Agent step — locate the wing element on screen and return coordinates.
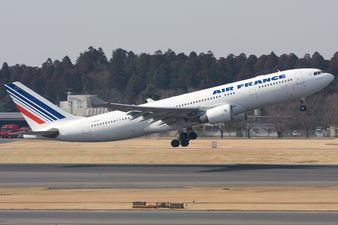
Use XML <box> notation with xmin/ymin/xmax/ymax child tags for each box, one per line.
<box><xmin>100</xmin><ymin>102</ymin><xmax>204</xmax><ymax>124</ymax></box>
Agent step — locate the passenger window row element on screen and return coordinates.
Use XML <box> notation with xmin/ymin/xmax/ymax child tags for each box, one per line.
<box><xmin>258</xmin><ymin>78</ymin><xmax>292</xmax><ymax>88</ymax></box>
<box><xmin>91</xmin><ymin>116</ymin><xmax>132</xmax><ymax>127</ymax></box>
<box><xmin>175</xmin><ymin>93</ymin><xmax>236</xmax><ymax>108</ymax></box>
<box><xmin>224</xmin><ymin>92</ymin><xmax>235</xmax><ymax>97</ymax></box>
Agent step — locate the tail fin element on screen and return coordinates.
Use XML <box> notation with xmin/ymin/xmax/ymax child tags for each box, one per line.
<box><xmin>4</xmin><ymin>82</ymin><xmax>78</xmax><ymax>131</ymax></box>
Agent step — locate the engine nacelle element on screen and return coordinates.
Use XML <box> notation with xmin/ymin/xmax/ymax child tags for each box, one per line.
<box><xmin>199</xmin><ymin>104</ymin><xmax>247</xmax><ymax>124</ymax></box>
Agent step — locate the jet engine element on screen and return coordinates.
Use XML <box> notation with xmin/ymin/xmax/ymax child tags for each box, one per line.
<box><xmin>199</xmin><ymin>104</ymin><xmax>247</xmax><ymax>124</ymax></box>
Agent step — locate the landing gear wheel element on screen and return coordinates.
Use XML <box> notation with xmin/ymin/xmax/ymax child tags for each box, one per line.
<box><xmin>179</xmin><ymin>132</ymin><xmax>189</xmax><ymax>140</ymax></box>
<box><xmin>300</xmin><ymin>105</ymin><xmax>307</xmax><ymax>112</ymax></box>
<box><xmin>171</xmin><ymin>139</ymin><xmax>180</xmax><ymax>148</ymax></box>
<box><xmin>189</xmin><ymin>131</ymin><xmax>197</xmax><ymax>140</ymax></box>
<box><xmin>180</xmin><ymin>139</ymin><xmax>189</xmax><ymax>147</ymax></box>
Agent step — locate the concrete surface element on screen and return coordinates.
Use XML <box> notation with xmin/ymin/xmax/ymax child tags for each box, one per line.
<box><xmin>0</xmin><ymin>164</ymin><xmax>337</xmax><ymax>188</ymax></box>
<box><xmin>1</xmin><ymin>210</ymin><xmax>338</xmax><ymax>225</ymax></box>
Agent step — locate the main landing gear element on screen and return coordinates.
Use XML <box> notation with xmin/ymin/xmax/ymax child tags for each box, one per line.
<box><xmin>299</xmin><ymin>98</ymin><xmax>307</xmax><ymax>112</ymax></box>
<box><xmin>171</xmin><ymin>130</ymin><xmax>198</xmax><ymax>148</ymax></box>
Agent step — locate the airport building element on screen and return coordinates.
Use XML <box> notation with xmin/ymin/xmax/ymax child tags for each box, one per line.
<box><xmin>58</xmin><ymin>92</ymin><xmax>108</xmax><ymax>117</ymax></box>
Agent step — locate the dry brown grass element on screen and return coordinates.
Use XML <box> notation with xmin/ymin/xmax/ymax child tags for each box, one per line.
<box><xmin>1</xmin><ymin>186</ymin><xmax>338</xmax><ymax>210</ymax></box>
<box><xmin>0</xmin><ymin>138</ymin><xmax>338</xmax><ymax>164</ymax></box>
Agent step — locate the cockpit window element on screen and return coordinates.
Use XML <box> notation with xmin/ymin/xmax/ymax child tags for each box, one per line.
<box><xmin>314</xmin><ymin>71</ymin><xmax>322</xmax><ymax>75</ymax></box>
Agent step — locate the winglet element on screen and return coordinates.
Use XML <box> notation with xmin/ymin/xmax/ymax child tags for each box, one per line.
<box><xmin>146</xmin><ymin>98</ymin><xmax>155</xmax><ymax>103</ymax></box>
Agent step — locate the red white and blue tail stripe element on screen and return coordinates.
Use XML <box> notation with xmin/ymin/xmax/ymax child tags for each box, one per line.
<box><xmin>4</xmin><ymin>82</ymin><xmax>76</xmax><ymax>130</ymax></box>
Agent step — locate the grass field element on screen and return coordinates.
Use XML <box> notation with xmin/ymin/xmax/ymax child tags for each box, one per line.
<box><xmin>0</xmin><ymin>138</ymin><xmax>338</xmax><ymax>164</ymax></box>
<box><xmin>1</xmin><ymin>186</ymin><xmax>338</xmax><ymax>210</ymax></box>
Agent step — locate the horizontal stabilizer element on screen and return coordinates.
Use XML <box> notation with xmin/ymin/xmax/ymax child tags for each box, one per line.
<box><xmin>17</xmin><ymin>128</ymin><xmax>59</xmax><ymax>138</ymax></box>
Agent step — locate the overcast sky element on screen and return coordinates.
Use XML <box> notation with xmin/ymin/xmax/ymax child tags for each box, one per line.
<box><xmin>0</xmin><ymin>0</ymin><xmax>337</xmax><ymax>66</ymax></box>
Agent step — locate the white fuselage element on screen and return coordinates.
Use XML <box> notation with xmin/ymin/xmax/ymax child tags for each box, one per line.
<box><xmin>41</xmin><ymin>68</ymin><xmax>334</xmax><ymax>141</ymax></box>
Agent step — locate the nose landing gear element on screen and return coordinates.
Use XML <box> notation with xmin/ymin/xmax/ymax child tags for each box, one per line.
<box><xmin>171</xmin><ymin>130</ymin><xmax>198</xmax><ymax>148</ymax></box>
<box><xmin>299</xmin><ymin>98</ymin><xmax>307</xmax><ymax>112</ymax></box>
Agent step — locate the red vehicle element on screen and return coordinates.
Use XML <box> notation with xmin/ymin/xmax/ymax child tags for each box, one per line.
<box><xmin>0</xmin><ymin>124</ymin><xmax>20</xmax><ymax>138</ymax></box>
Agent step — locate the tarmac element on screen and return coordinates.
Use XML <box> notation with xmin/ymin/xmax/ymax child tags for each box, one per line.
<box><xmin>0</xmin><ymin>163</ymin><xmax>337</xmax><ymax>188</ymax></box>
<box><xmin>1</xmin><ymin>210</ymin><xmax>338</xmax><ymax>225</ymax></box>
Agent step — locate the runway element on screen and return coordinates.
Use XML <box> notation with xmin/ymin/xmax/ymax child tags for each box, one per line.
<box><xmin>1</xmin><ymin>164</ymin><xmax>338</xmax><ymax>222</ymax></box>
<box><xmin>1</xmin><ymin>210</ymin><xmax>338</xmax><ymax>225</ymax></box>
<box><xmin>0</xmin><ymin>163</ymin><xmax>338</xmax><ymax>188</ymax></box>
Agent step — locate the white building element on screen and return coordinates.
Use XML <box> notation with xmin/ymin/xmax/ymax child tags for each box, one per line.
<box><xmin>59</xmin><ymin>92</ymin><xmax>108</xmax><ymax>117</ymax></box>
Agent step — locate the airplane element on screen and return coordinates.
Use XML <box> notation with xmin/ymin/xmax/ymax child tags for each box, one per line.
<box><xmin>4</xmin><ymin>68</ymin><xmax>334</xmax><ymax>147</ymax></box>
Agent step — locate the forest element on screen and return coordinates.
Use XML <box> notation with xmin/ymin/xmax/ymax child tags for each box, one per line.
<box><xmin>1</xmin><ymin>47</ymin><xmax>338</xmax><ymax>130</ymax></box>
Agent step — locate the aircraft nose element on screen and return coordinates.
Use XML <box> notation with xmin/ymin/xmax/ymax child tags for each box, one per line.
<box><xmin>326</xmin><ymin>73</ymin><xmax>335</xmax><ymax>83</ymax></box>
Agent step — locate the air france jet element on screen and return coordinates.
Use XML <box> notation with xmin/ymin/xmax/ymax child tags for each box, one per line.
<box><xmin>4</xmin><ymin>68</ymin><xmax>334</xmax><ymax>147</ymax></box>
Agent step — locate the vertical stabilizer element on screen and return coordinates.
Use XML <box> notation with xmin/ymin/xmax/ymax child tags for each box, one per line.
<box><xmin>4</xmin><ymin>82</ymin><xmax>79</xmax><ymax>130</ymax></box>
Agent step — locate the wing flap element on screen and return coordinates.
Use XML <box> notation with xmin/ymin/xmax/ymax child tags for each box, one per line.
<box><xmin>102</xmin><ymin>102</ymin><xmax>199</xmax><ymax>112</ymax></box>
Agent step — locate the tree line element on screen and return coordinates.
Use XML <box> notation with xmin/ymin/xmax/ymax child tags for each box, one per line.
<box><xmin>0</xmin><ymin>47</ymin><xmax>338</xmax><ymax>129</ymax></box>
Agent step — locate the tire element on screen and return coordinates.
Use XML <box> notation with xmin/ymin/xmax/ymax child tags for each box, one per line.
<box><xmin>300</xmin><ymin>105</ymin><xmax>307</xmax><ymax>112</ymax></box>
<box><xmin>171</xmin><ymin>139</ymin><xmax>180</xmax><ymax>148</ymax></box>
<box><xmin>189</xmin><ymin>131</ymin><xmax>197</xmax><ymax>140</ymax></box>
<box><xmin>180</xmin><ymin>139</ymin><xmax>189</xmax><ymax>147</ymax></box>
<box><xmin>179</xmin><ymin>132</ymin><xmax>189</xmax><ymax>141</ymax></box>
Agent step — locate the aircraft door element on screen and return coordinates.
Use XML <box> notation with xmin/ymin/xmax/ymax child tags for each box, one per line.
<box><xmin>81</xmin><ymin>121</ymin><xmax>92</xmax><ymax>139</ymax></box>
<box><xmin>295</xmin><ymin>72</ymin><xmax>306</xmax><ymax>87</ymax></box>
<box><xmin>248</xmin><ymin>86</ymin><xmax>259</xmax><ymax>107</ymax></box>
<box><xmin>249</xmin><ymin>86</ymin><xmax>258</xmax><ymax>98</ymax></box>
<box><xmin>292</xmin><ymin>72</ymin><xmax>306</xmax><ymax>96</ymax></box>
